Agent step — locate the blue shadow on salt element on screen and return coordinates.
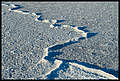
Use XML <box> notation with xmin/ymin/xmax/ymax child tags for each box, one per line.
<box><xmin>21</xmin><ymin>10</ymin><xmax>29</xmax><ymax>13</ymax></box>
<box><xmin>46</xmin><ymin>60</ymin><xmax>69</xmax><ymax>80</ymax></box>
<box><xmin>48</xmin><ymin>52</ymin><xmax>63</xmax><ymax>57</ymax></box>
<box><xmin>56</xmin><ymin>20</ymin><xmax>65</xmax><ymax>23</ymax></box>
<box><xmin>70</xmin><ymin>25</ymin><xmax>76</xmax><ymax>27</ymax></box>
<box><xmin>78</xmin><ymin>37</ymin><xmax>85</xmax><ymax>40</ymax></box>
<box><xmin>77</xmin><ymin>26</ymin><xmax>87</xmax><ymax>30</ymax></box>
<box><xmin>44</xmin><ymin>52</ymin><xmax>63</xmax><ymax>64</ymax></box>
<box><xmin>53</xmin><ymin>24</ymin><xmax>61</xmax><ymax>27</ymax></box>
<box><xmin>48</xmin><ymin>41</ymin><xmax>79</xmax><ymax>51</ymax></box>
<box><xmin>9</xmin><ymin>73</ymin><xmax>12</xmax><ymax>78</ymax></box>
<box><xmin>44</xmin><ymin>56</ymin><xmax>55</xmax><ymax>64</ymax></box>
<box><xmin>55</xmin><ymin>58</ymin><xmax>118</xmax><ymax>78</ymax></box>
<box><xmin>48</xmin><ymin>44</ymin><xmax>64</xmax><ymax>51</ymax></box>
<box><xmin>14</xmin><ymin>4</ymin><xmax>22</xmax><ymax>6</ymax></box>
<box><xmin>11</xmin><ymin>6</ymin><xmax>23</xmax><ymax>10</ymax></box>
<box><xmin>87</xmin><ymin>32</ymin><xmax>98</xmax><ymax>38</ymax></box>
<box><xmin>37</xmin><ymin>16</ymin><xmax>44</xmax><ymax>21</ymax></box>
<box><xmin>82</xmin><ymin>29</ymin><xmax>89</xmax><ymax>32</ymax></box>
<box><xmin>35</xmin><ymin>12</ymin><xmax>42</xmax><ymax>15</ymax></box>
<box><xmin>48</xmin><ymin>32</ymin><xmax>98</xmax><ymax>50</ymax></box>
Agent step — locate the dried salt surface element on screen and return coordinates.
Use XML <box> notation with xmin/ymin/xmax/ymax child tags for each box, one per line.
<box><xmin>69</xmin><ymin>63</ymin><xmax>118</xmax><ymax>79</ymax></box>
<box><xmin>1</xmin><ymin>2</ymin><xmax>118</xmax><ymax>80</ymax></box>
<box><xmin>55</xmin><ymin>65</ymin><xmax>108</xmax><ymax>79</ymax></box>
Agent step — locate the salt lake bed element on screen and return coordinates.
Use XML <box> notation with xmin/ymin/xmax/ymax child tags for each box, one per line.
<box><xmin>1</xmin><ymin>1</ymin><xmax>118</xmax><ymax>80</ymax></box>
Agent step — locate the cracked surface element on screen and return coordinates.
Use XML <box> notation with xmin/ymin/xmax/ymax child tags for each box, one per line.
<box><xmin>1</xmin><ymin>2</ymin><xmax>118</xmax><ymax>80</ymax></box>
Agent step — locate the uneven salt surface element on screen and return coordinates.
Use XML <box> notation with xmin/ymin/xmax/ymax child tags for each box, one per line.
<box><xmin>53</xmin><ymin>64</ymin><xmax>109</xmax><ymax>79</ymax></box>
<box><xmin>2</xmin><ymin>2</ymin><xmax>118</xmax><ymax>80</ymax></box>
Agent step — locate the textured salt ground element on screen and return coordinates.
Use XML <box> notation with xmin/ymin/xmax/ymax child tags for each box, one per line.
<box><xmin>17</xmin><ymin>1</ymin><xmax>119</xmax><ymax>75</ymax></box>
<box><xmin>1</xmin><ymin>2</ymin><xmax>118</xmax><ymax>79</ymax></box>
<box><xmin>1</xmin><ymin>3</ymin><xmax>84</xmax><ymax>79</ymax></box>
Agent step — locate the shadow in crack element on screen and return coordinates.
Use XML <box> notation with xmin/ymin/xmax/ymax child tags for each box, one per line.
<box><xmin>87</xmin><ymin>32</ymin><xmax>98</xmax><ymax>38</ymax></box>
<box><xmin>53</xmin><ymin>24</ymin><xmax>62</xmax><ymax>28</ymax></box>
<box><xmin>34</xmin><ymin>12</ymin><xmax>42</xmax><ymax>15</ymax></box>
<box><xmin>11</xmin><ymin>5</ymin><xmax>23</xmax><ymax>10</ymax></box>
<box><xmin>78</xmin><ymin>37</ymin><xmax>86</xmax><ymax>40</ymax></box>
<box><xmin>45</xmin><ymin>30</ymin><xmax>117</xmax><ymax>79</ymax></box>
<box><xmin>48</xmin><ymin>41</ymin><xmax>79</xmax><ymax>51</ymax></box>
<box><xmin>45</xmin><ymin>57</ymin><xmax>118</xmax><ymax>79</ymax></box>
<box><xmin>82</xmin><ymin>29</ymin><xmax>89</xmax><ymax>32</ymax></box>
<box><xmin>48</xmin><ymin>32</ymin><xmax>98</xmax><ymax>51</ymax></box>
<box><xmin>77</xmin><ymin>26</ymin><xmax>87</xmax><ymax>30</ymax></box>
<box><xmin>70</xmin><ymin>24</ymin><xmax>76</xmax><ymax>27</ymax></box>
<box><xmin>45</xmin><ymin>28</ymin><xmax>99</xmax><ymax>79</ymax></box>
<box><xmin>56</xmin><ymin>20</ymin><xmax>65</xmax><ymax>23</ymax></box>
<box><xmin>56</xmin><ymin>59</ymin><xmax>119</xmax><ymax>78</ymax></box>
<box><xmin>44</xmin><ymin>52</ymin><xmax>63</xmax><ymax>64</ymax></box>
<box><xmin>37</xmin><ymin>16</ymin><xmax>44</xmax><ymax>21</ymax></box>
<box><xmin>78</xmin><ymin>32</ymin><xmax>98</xmax><ymax>40</ymax></box>
<box><xmin>21</xmin><ymin>10</ymin><xmax>29</xmax><ymax>13</ymax></box>
<box><xmin>46</xmin><ymin>60</ymin><xmax>69</xmax><ymax>80</ymax></box>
